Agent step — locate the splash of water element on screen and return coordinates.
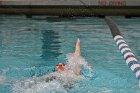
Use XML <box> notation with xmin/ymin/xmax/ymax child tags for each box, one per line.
<box><xmin>0</xmin><ymin>74</ymin><xmax>6</xmax><ymax>84</ymax></box>
<box><xmin>12</xmin><ymin>78</ymin><xmax>67</xmax><ymax>93</ymax></box>
<box><xmin>66</xmin><ymin>53</ymin><xmax>95</xmax><ymax>79</ymax></box>
<box><xmin>0</xmin><ymin>68</ymin><xmax>9</xmax><ymax>84</ymax></box>
<box><xmin>12</xmin><ymin>53</ymin><xmax>95</xmax><ymax>93</ymax></box>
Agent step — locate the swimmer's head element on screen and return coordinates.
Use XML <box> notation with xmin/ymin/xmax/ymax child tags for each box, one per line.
<box><xmin>55</xmin><ymin>63</ymin><xmax>65</xmax><ymax>72</ymax></box>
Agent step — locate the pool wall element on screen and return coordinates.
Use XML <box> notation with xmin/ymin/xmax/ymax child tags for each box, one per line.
<box><xmin>0</xmin><ymin>0</ymin><xmax>140</xmax><ymax>16</ymax></box>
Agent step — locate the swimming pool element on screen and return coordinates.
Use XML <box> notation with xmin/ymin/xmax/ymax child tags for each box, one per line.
<box><xmin>0</xmin><ymin>15</ymin><xmax>140</xmax><ymax>93</ymax></box>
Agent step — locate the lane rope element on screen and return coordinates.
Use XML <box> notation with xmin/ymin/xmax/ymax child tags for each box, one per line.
<box><xmin>105</xmin><ymin>16</ymin><xmax>140</xmax><ymax>80</ymax></box>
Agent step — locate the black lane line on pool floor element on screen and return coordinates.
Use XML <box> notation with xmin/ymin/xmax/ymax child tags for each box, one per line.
<box><xmin>105</xmin><ymin>16</ymin><xmax>140</xmax><ymax>80</ymax></box>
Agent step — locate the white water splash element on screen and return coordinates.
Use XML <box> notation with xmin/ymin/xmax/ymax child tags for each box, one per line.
<box><xmin>12</xmin><ymin>78</ymin><xmax>67</xmax><ymax>93</ymax></box>
<box><xmin>0</xmin><ymin>68</ymin><xmax>9</xmax><ymax>84</ymax></box>
<box><xmin>66</xmin><ymin>53</ymin><xmax>95</xmax><ymax>79</ymax></box>
<box><xmin>0</xmin><ymin>75</ymin><xmax>6</xmax><ymax>84</ymax></box>
<box><xmin>12</xmin><ymin>53</ymin><xmax>94</xmax><ymax>93</ymax></box>
<box><xmin>99</xmin><ymin>88</ymin><xmax>112</xmax><ymax>93</ymax></box>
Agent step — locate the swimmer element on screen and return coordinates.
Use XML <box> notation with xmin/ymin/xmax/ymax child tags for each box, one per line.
<box><xmin>55</xmin><ymin>38</ymin><xmax>81</xmax><ymax>75</ymax></box>
<box><xmin>44</xmin><ymin>38</ymin><xmax>82</xmax><ymax>82</ymax></box>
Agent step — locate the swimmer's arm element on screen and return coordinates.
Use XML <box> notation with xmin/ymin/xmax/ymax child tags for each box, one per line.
<box><xmin>74</xmin><ymin>38</ymin><xmax>81</xmax><ymax>75</ymax></box>
<box><xmin>74</xmin><ymin>38</ymin><xmax>81</xmax><ymax>57</ymax></box>
<box><xmin>65</xmin><ymin>38</ymin><xmax>81</xmax><ymax>75</ymax></box>
<box><xmin>75</xmin><ymin>64</ymin><xmax>80</xmax><ymax>75</ymax></box>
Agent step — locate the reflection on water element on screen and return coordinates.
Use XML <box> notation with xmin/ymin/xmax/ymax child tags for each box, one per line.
<box><xmin>32</xmin><ymin>16</ymin><xmax>76</xmax><ymax>22</ymax></box>
<box><xmin>41</xmin><ymin>30</ymin><xmax>62</xmax><ymax>60</ymax></box>
<box><xmin>0</xmin><ymin>16</ymin><xmax>4</xmax><ymax>57</ymax></box>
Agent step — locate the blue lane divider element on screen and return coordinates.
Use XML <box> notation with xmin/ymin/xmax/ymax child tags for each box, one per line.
<box><xmin>105</xmin><ymin>17</ymin><xmax>140</xmax><ymax>80</ymax></box>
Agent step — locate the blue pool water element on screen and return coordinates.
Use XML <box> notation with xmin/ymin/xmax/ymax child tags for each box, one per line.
<box><xmin>0</xmin><ymin>15</ymin><xmax>140</xmax><ymax>93</ymax></box>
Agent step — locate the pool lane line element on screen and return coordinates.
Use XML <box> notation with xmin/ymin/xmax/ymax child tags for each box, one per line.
<box><xmin>105</xmin><ymin>16</ymin><xmax>140</xmax><ymax>80</ymax></box>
